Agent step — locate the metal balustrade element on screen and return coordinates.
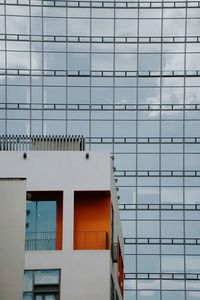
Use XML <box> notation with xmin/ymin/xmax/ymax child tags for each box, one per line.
<box><xmin>74</xmin><ymin>231</ymin><xmax>109</xmax><ymax>250</ymax></box>
<box><xmin>25</xmin><ymin>231</ymin><xmax>61</xmax><ymax>251</ymax></box>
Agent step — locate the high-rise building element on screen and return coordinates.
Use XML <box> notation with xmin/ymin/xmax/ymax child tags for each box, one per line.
<box><xmin>0</xmin><ymin>136</ymin><xmax>124</xmax><ymax>300</ymax></box>
<box><xmin>1</xmin><ymin>0</ymin><xmax>200</xmax><ymax>299</ymax></box>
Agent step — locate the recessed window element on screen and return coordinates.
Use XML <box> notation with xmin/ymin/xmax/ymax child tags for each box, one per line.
<box><xmin>25</xmin><ymin>191</ymin><xmax>63</xmax><ymax>251</ymax></box>
<box><xmin>23</xmin><ymin>269</ymin><xmax>60</xmax><ymax>300</ymax></box>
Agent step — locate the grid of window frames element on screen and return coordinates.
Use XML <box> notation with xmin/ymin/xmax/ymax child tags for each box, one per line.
<box><xmin>1</xmin><ymin>0</ymin><xmax>200</xmax><ymax>299</ymax></box>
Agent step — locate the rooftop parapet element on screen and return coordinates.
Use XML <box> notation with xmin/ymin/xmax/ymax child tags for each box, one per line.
<box><xmin>0</xmin><ymin>135</ymin><xmax>85</xmax><ymax>151</ymax></box>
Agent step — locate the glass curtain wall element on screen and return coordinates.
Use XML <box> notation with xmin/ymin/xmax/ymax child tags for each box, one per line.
<box><xmin>1</xmin><ymin>0</ymin><xmax>200</xmax><ymax>299</ymax></box>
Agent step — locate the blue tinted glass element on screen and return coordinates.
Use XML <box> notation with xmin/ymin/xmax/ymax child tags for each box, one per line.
<box><xmin>23</xmin><ymin>292</ymin><xmax>32</xmax><ymax>300</ymax></box>
<box><xmin>24</xmin><ymin>271</ymin><xmax>33</xmax><ymax>292</ymax></box>
<box><xmin>34</xmin><ymin>270</ymin><xmax>59</xmax><ymax>285</ymax></box>
<box><xmin>26</xmin><ymin>201</ymin><xmax>36</xmax><ymax>232</ymax></box>
<box><xmin>37</xmin><ymin>201</ymin><xmax>56</xmax><ymax>233</ymax></box>
<box><xmin>26</xmin><ymin>200</ymin><xmax>56</xmax><ymax>250</ymax></box>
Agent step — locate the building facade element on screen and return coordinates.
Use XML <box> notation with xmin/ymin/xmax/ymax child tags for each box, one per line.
<box><xmin>0</xmin><ymin>138</ymin><xmax>124</xmax><ymax>300</ymax></box>
<box><xmin>1</xmin><ymin>0</ymin><xmax>200</xmax><ymax>299</ymax></box>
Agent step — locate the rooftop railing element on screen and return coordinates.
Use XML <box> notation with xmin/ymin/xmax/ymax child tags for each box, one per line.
<box><xmin>0</xmin><ymin>135</ymin><xmax>85</xmax><ymax>151</ymax></box>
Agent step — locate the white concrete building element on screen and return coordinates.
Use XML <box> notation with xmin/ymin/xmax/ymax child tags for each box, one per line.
<box><xmin>0</xmin><ymin>136</ymin><xmax>124</xmax><ymax>300</ymax></box>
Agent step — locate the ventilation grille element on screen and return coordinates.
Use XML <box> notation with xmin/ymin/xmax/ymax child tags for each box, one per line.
<box><xmin>0</xmin><ymin>135</ymin><xmax>85</xmax><ymax>151</ymax></box>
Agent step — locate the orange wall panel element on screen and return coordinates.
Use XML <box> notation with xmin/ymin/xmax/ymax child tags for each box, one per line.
<box><xmin>74</xmin><ymin>191</ymin><xmax>111</xmax><ymax>250</ymax></box>
<box><xmin>118</xmin><ymin>242</ymin><xmax>124</xmax><ymax>298</ymax></box>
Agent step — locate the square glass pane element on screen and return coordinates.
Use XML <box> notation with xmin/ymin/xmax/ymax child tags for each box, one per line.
<box><xmin>162</xmin><ymin>291</ymin><xmax>184</xmax><ymax>300</ymax></box>
<box><xmin>162</xmin><ymin>255</ymin><xmax>184</xmax><ymax>272</ymax></box>
<box><xmin>138</xmin><ymin>255</ymin><xmax>160</xmax><ymax>273</ymax></box>
<box><xmin>161</xmin><ymin>221</ymin><xmax>183</xmax><ymax>238</ymax></box>
<box><xmin>138</xmin><ymin>291</ymin><xmax>160</xmax><ymax>300</ymax></box>
<box><xmin>34</xmin><ymin>270</ymin><xmax>59</xmax><ymax>285</ymax></box>
<box><xmin>187</xmin><ymin>291</ymin><xmax>200</xmax><ymax>299</ymax></box>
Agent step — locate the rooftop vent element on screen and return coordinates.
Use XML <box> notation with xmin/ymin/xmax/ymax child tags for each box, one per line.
<box><xmin>0</xmin><ymin>135</ymin><xmax>85</xmax><ymax>151</ymax></box>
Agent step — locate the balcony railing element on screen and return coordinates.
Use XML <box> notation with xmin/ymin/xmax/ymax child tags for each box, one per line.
<box><xmin>74</xmin><ymin>231</ymin><xmax>109</xmax><ymax>250</ymax></box>
<box><xmin>25</xmin><ymin>232</ymin><xmax>60</xmax><ymax>251</ymax></box>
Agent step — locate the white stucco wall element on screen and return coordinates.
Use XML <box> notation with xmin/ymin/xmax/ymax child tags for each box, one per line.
<box><xmin>0</xmin><ymin>178</ymin><xmax>26</xmax><ymax>300</ymax></box>
<box><xmin>0</xmin><ymin>151</ymin><xmax>114</xmax><ymax>300</ymax></box>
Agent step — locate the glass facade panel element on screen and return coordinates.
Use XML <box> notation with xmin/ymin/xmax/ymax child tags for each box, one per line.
<box><xmin>2</xmin><ymin>0</ymin><xmax>200</xmax><ymax>298</ymax></box>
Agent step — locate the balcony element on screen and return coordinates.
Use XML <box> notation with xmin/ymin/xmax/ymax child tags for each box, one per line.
<box><xmin>74</xmin><ymin>231</ymin><xmax>109</xmax><ymax>250</ymax></box>
<box><xmin>25</xmin><ymin>232</ymin><xmax>61</xmax><ymax>251</ymax></box>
